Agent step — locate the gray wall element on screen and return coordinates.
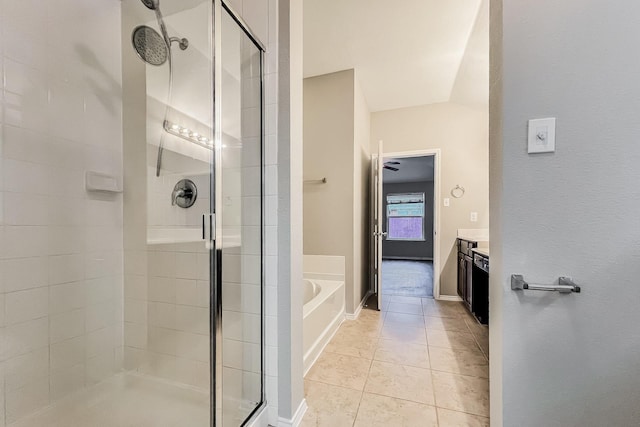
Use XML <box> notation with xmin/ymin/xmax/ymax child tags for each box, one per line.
<box><xmin>372</xmin><ymin>103</ymin><xmax>488</xmax><ymax>296</ymax></box>
<box><xmin>382</xmin><ymin>181</ymin><xmax>434</xmax><ymax>259</ymax></box>
<box><xmin>303</xmin><ymin>69</ymin><xmax>371</xmax><ymax>315</ymax></box>
<box><xmin>491</xmin><ymin>1</ymin><xmax>640</xmax><ymax>425</ymax></box>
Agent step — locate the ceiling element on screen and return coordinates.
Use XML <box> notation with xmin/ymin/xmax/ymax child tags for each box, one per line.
<box><xmin>303</xmin><ymin>0</ymin><xmax>486</xmax><ymax>112</ymax></box>
<box><xmin>383</xmin><ymin>156</ymin><xmax>434</xmax><ymax>184</ymax></box>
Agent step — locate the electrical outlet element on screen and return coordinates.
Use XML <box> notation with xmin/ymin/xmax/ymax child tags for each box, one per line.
<box><xmin>444</xmin><ymin>198</ymin><xmax>450</xmax><ymax>207</ymax></box>
<box><xmin>470</xmin><ymin>212</ymin><xmax>478</xmax><ymax>222</ymax></box>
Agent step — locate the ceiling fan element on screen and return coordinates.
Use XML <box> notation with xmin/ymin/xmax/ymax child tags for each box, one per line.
<box><xmin>383</xmin><ymin>161</ymin><xmax>401</xmax><ymax>172</ymax></box>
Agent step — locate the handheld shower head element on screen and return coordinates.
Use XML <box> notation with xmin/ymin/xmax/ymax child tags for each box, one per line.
<box><xmin>141</xmin><ymin>0</ymin><xmax>160</xmax><ymax>10</ymax></box>
<box><xmin>132</xmin><ymin>25</ymin><xmax>168</xmax><ymax>66</ymax></box>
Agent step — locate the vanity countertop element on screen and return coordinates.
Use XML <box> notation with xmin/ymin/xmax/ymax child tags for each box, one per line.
<box><xmin>471</xmin><ymin>247</ymin><xmax>490</xmax><ymax>257</ymax></box>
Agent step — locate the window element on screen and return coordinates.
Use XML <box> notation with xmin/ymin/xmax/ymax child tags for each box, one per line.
<box><xmin>386</xmin><ymin>193</ymin><xmax>425</xmax><ymax>241</ymax></box>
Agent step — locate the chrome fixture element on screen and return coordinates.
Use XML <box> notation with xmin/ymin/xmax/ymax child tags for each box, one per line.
<box><xmin>172</xmin><ymin>179</ymin><xmax>197</xmax><ymax>208</ymax></box>
<box><xmin>132</xmin><ymin>0</ymin><xmax>190</xmax><ymax>176</ymax></box>
<box><xmin>303</xmin><ymin>177</ymin><xmax>327</xmax><ymax>184</ymax></box>
<box><xmin>131</xmin><ymin>0</ymin><xmax>189</xmax><ymax>66</ymax></box>
<box><xmin>511</xmin><ymin>274</ymin><xmax>581</xmax><ymax>293</ymax></box>
<box><xmin>451</xmin><ymin>185</ymin><xmax>465</xmax><ymax>198</ymax></box>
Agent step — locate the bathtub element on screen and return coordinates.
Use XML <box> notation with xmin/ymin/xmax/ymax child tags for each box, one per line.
<box><xmin>303</xmin><ymin>278</ymin><xmax>345</xmax><ymax>374</ymax></box>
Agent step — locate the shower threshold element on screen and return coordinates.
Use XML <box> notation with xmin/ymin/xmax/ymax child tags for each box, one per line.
<box><xmin>8</xmin><ymin>373</ymin><xmax>209</xmax><ymax>427</ymax></box>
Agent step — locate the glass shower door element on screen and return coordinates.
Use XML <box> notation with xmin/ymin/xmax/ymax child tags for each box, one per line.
<box><xmin>213</xmin><ymin>2</ymin><xmax>265</xmax><ymax>426</ymax></box>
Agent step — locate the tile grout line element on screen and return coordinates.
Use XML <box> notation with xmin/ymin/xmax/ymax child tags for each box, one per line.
<box><xmin>425</xmin><ymin>322</ymin><xmax>441</xmax><ymax>426</ymax></box>
<box><xmin>352</xmin><ymin>311</ymin><xmax>381</xmax><ymax>426</ymax></box>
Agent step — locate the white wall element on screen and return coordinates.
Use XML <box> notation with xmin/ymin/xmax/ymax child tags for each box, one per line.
<box><xmin>353</xmin><ymin>74</ymin><xmax>371</xmax><ymax>311</ymax></box>
<box><xmin>492</xmin><ymin>1</ymin><xmax>640</xmax><ymax>425</ymax></box>
<box><xmin>0</xmin><ymin>1</ymin><xmax>124</xmax><ymax>424</ymax></box>
<box><xmin>278</xmin><ymin>0</ymin><xmax>306</xmax><ymax>422</ymax></box>
<box><xmin>371</xmin><ymin>103</ymin><xmax>489</xmax><ymax>296</ymax></box>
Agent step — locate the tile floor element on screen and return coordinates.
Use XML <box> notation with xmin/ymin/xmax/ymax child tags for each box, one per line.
<box><xmin>303</xmin><ymin>297</ymin><xmax>489</xmax><ymax>427</ymax></box>
<box><xmin>381</xmin><ymin>260</ymin><xmax>434</xmax><ymax>297</ymax></box>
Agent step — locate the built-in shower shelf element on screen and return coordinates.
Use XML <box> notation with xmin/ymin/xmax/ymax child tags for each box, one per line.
<box><xmin>147</xmin><ymin>228</ymin><xmax>240</xmax><ymax>247</ymax></box>
<box><xmin>85</xmin><ymin>171</ymin><xmax>122</xmax><ymax>193</ymax></box>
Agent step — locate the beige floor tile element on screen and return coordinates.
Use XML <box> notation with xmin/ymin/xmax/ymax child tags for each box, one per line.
<box><xmin>324</xmin><ymin>329</ymin><xmax>379</xmax><ymax>359</ymax></box>
<box><xmin>374</xmin><ymin>339</ymin><xmax>430</xmax><ymax>369</ymax></box>
<box><xmin>306</xmin><ymin>352</ymin><xmax>371</xmax><ymax>391</ymax></box>
<box><xmin>422</xmin><ymin>300</ymin><xmax>465</xmax><ymax>318</ymax></box>
<box><xmin>424</xmin><ymin>315</ymin><xmax>470</xmax><ymax>333</ymax></box>
<box><xmin>302</xmin><ymin>380</ymin><xmax>362</xmax><ymax>427</ymax></box>
<box><xmin>437</xmin><ymin>408</ymin><xmax>490</xmax><ymax>427</ymax></box>
<box><xmin>384</xmin><ymin>312</ymin><xmax>426</xmax><ymax>328</ymax></box>
<box><xmin>364</xmin><ymin>360</ymin><xmax>434</xmax><ymax>405</ymax></box>
<box><xmin>428</xmin><ymin>347</ymin><xmax>488</xmax><ymax>378</ymax></box>
<box><xmin>388</xmin><ymin>296</ymin><xmax>423</xmax><ymax>306</ymax></box>
<box><xmin>464</xmin><ymin>316</ymin><xmax>489</xmax><ymax>337</ymax></box>
<box><xmin>354</xmin><ymin>393</ymin><xmax>438</xmax><ymax>427</ymax></box>
<box><xmin>385</xmin><ymin>302</ymin><xmax>424</xmax><ymax>315</ymax></box>
<box><xmin>380</xmin><ymin>323</ymin><xmax>427</xmax><ymax>344</ymax></box>
<box><xmin>339</xmin><ymin>318</ymin><xmax>382</xmax><ymax>338</ymax></box>
<box><xmin>427</xmin><ymin>330</ymin><xmax>480</xmax><ymax>351</ymax></box>
<box><xmin>358</xmin><ymin>308</ymin><xmax>386</xmax><ymax>321</ymax></box>
<box><xmin>432</xmin><ymin>371</ymin><xmax>489</xmax><ymax>417</ymax></box>
<box><xmin>476</xmin><ymin>334</ymin><xmax>489</xmax><ymax>359</ymax></box>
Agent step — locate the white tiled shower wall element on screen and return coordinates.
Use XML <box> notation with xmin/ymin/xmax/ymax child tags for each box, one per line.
<box><xmin>226</xmin><ymin>0</ymin><xmax>280</xmax><ymax>424</ymax></box>
<box><xmin>0</xmin><ymin>1</ymin><xmax>124</xmax><ymax>425</ymax></box>
<box><xmin>122</xmin><ymin>0</ymin><xmax>279</xmax><ymax>425</ymax></box>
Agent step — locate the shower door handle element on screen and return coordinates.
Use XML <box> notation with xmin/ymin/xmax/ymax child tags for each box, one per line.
<box><xmin>202</xmin><ymin>213</ymin><xmax>216</xmax><ymax>248</ymax></box>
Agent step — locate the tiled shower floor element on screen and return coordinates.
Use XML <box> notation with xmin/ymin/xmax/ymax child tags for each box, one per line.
<box><xmin>303</xmin><ymin>297</ymin><xmax>489</xmax><ymax>426</ymax></box>
<box><xmin>9</xmin><ymin>373</ymin><xmax>210</xmax><ymax>427</ymax></box>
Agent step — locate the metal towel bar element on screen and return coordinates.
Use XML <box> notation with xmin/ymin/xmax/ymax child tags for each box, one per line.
<box><xmin>511</xmin><ymin>274</ymin><xmax>581</xmax><ymax>293</ymax></box>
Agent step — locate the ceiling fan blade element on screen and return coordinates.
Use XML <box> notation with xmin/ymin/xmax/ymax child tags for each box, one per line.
<box><xmin>384</xmin><ymin>166</ymin><xmax>399</xmax><ymax>172</ymax></box>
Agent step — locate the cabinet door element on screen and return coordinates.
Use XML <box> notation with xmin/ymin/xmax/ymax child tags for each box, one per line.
<box><xmin>458</xmin><ymin>255</ymin><xmax>466</xmax><ymax>298</ymax></box>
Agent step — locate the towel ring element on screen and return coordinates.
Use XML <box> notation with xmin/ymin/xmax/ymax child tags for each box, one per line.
<box><xmin>451</xmin><ymin>185</ymin><xmax>465</xmax><ymax>198</ymax></box>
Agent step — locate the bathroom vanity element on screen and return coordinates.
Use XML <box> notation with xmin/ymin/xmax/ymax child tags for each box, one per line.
<box><xmin>457</xmin><ymin>230</ymin><xmax>489</xmax><ymax>325</ymax></box>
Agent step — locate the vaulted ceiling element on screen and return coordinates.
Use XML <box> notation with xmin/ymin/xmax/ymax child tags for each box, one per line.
<box><xmin>303</xmin><ymin>0</ymin><xmax>488</xmax><ymax>112</ymax></box>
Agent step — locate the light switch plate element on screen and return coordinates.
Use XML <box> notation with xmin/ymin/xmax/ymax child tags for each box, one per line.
<box><xmin>444</xmin><ymin>198</ymin><xmax>450</xmax><ymax>207</ymax></box>
<box><xmin>528</xmin><ymin>117</ymin><xmax>556</xmax><ymax>153</ymax></box>
<box><xmin>470</xmin><ymin>212</ymin><xmax>478</xmax><ymax>222</ymax></box>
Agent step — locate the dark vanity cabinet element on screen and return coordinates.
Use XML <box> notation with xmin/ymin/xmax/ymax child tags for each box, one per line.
<box><xmin>457</xmin><ymin>239</ymin><xmax>476</xmax><ymax>311</ymax></box>
<box><xmin>457</xmin><ymin>238</ymin><xmax>489</xmax><ymax>325</ymax></box>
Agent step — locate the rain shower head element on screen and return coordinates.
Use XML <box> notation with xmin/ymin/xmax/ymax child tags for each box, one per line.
<box><xmin>141</xmin><ymin>0</ymin><xmax>160</xmax><ymax>10</ymax></box>
<box><xmin>132</xmin><ymin>25</ymin><xmax>168</xmax><ymax>66</ymax></box>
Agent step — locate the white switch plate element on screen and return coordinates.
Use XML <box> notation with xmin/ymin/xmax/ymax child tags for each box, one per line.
<box><xmin>528</xmin><ymin>117</ymin><xmax>556</xmax><ymax>153</ymax></box>
<box><xmin>470</xmin><ymin>212</ymin><xmax>478</xmax><ymax>222</ymax></box>
<box><xmin>444</xmin><ymin>198</ymin><xmax>450</xmax><ymax>207</ymax></box>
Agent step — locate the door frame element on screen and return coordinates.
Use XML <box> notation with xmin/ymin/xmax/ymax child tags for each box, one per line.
<box><xmin>382</xmin><ymin>148</ymin><xmax>443</xmax><ymax>299</ymax></box>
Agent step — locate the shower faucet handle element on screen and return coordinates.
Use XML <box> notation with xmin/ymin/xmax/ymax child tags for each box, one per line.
<box><xmin>171</xmin><ymin>188</ymin><xmax>187</xmax><ymax>206</ymax></box>
<box><xmin>171</xmin><ymin>179</ymin><xmax>197</xmax><ymax>208</ymax></box>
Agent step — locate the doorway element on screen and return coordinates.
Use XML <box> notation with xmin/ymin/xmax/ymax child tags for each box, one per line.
<box><xmin>381</xmin><ymin>155</ymin><xmax>436</xmax><ymax>298</ymax></box>
<box><xmin>372</xmin><ymin>149</ymin><xmax>442</xmax><ymax>309</ymax></box>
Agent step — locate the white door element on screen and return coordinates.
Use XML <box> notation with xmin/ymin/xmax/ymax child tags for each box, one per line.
<box><xmin>370</xmin><ymin>140</ymin><xmax>385</xmax><ymax>309</ymax></box>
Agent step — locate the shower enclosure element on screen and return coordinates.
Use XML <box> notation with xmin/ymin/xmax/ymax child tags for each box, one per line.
<box><xmin>0</xmin><ymin>1</ymin><xmax>265</xmax><ymax>426</ymax></box>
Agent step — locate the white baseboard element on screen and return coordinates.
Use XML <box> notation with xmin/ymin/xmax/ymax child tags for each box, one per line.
<box><xmin>438</xmin><ymin>295</ymin><xmax>463</xmax><ymax>302</ymax></box>
<box><xmin>345</xmin><ymin>291</ymin><xmax>373</xmax><ymax>320</ymax></box>
<box><xmin>278</xmin><ymin>399</ymin><xmax>308</xmax><ymax>427</ymax></box>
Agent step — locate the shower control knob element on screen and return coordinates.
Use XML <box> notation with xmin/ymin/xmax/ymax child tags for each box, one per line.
<box><xmin>172</xmin><ymin>179</ymin><xmax>198</xmax><ymax>208</ymax></box>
